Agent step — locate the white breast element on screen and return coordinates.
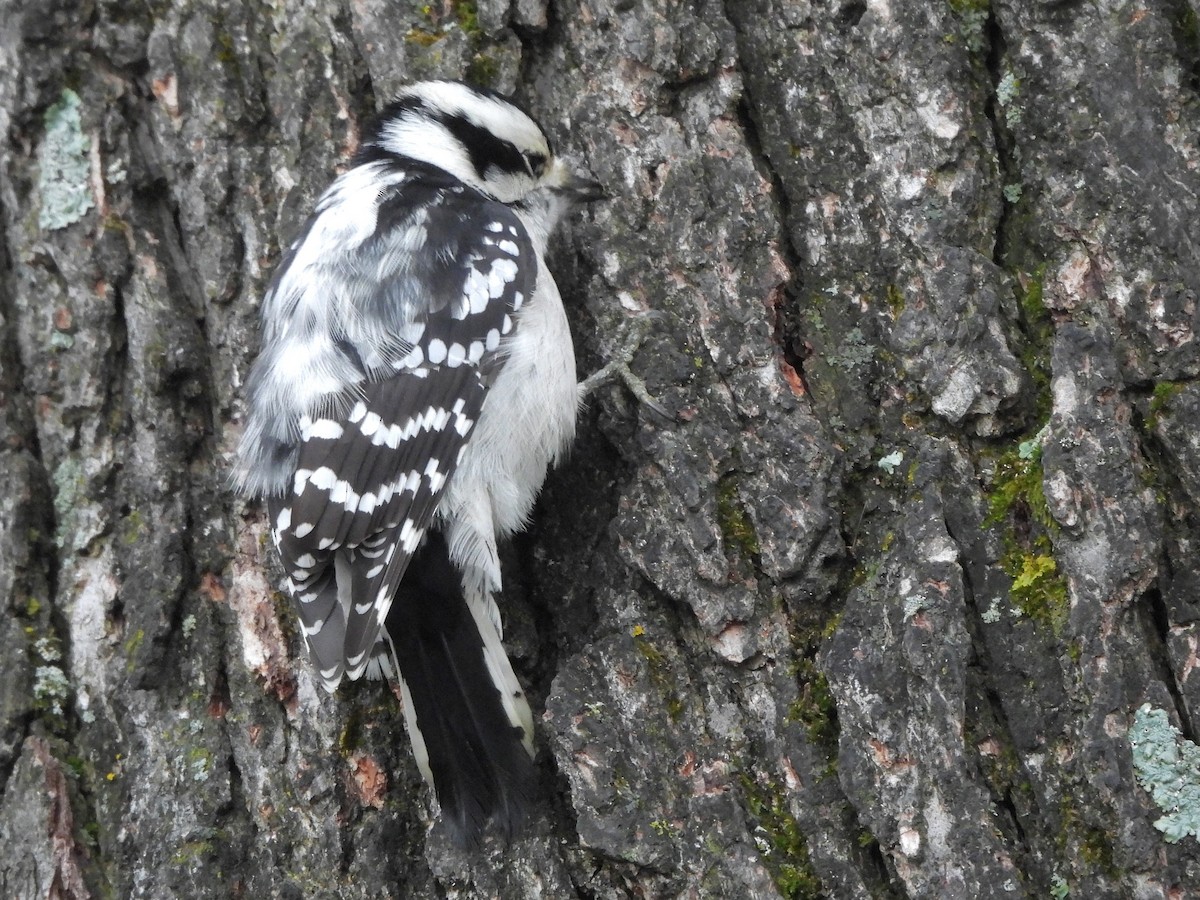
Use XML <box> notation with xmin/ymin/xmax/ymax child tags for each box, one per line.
<box><xmin>437</xmin><ymin>255</ymin><xmax>579</xmax><ymax>597</ymax></box>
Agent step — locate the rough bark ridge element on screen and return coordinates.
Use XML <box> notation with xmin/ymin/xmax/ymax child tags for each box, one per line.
<box><xmin>1</xmin><ymin>0</ymin><xmax>1197</xmax><ymax>897</ymax></box>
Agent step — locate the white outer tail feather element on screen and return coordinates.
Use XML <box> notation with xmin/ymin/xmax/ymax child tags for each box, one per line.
<box><xmin>366</xmin><ymin>594</ymin><xmax>535</xmax><ymax>790</ymax></box>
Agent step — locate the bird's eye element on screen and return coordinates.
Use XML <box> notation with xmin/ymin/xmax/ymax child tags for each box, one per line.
<box><xmin>524</xmin><ymin>152</ymin><xmax>547</xmax><ymax>177</ymax></box>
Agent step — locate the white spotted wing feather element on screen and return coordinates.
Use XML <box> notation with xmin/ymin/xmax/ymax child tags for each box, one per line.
<box><xmin>239</xmin><ymin>164</ymin><xmax>537</xmax><ymax>689</ymax></box>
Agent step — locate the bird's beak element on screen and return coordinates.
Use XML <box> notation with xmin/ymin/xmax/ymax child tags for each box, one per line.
<box><xmin>560</xmin><ymin>172</ymin><xmax>608</xmax><ymax>203</ymax></box>
<box><xmin>547</xmin><ymin>158</ymin><xmax>608</xmax><ymax>202</ymax></box>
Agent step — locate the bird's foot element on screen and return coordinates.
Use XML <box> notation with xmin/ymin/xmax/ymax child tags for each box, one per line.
<box><xmin>578</xmin><ymin>312</ymin><xmax>672</xmax><ymax>420</ymax></box>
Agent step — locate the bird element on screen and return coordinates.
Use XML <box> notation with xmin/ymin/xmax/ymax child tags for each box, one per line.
<box><xmin>233</xmin><ymin>80</ymin><xmax>603</xmax><ymax>845</ymax></box>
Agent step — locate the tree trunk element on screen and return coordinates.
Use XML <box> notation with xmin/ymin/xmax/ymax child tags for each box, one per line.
<box><xmin>2</xmin><ymin>0</ymin><xmax>1198</xmax><ymax>897</ymax></box>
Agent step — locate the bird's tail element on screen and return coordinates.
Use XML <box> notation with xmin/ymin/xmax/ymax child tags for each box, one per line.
<box><xmin>382</xmin><ymin>530</ymin><xmax>535</xmax><ymax>846</ymax></box>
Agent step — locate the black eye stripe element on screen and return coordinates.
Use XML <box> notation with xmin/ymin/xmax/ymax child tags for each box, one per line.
<box><xmin>365</xmin><ymin>90</ymin><xmax>555</xmax><ymax>185</ymax></box>
<box><xmin>437</xmin><ymin>112</ymin><xmax>528</xmax><ymax>180</ymax></box>
<box><xmin>523</xmin><ymin>152</ymin><xmax>546</xmax><ymax>176</ymax></box>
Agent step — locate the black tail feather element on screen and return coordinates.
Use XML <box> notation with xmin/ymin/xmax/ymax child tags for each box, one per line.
<box><xmin>388</xmin><ymin>531</ymin><xmax>535</xmax><ymax>846</ymax></box>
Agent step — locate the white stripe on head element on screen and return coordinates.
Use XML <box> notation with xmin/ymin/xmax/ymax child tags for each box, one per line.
<box><xmin>376</xmin><ymin>82</ymin><xmax>551</xmax><ymax>202</ymax></box>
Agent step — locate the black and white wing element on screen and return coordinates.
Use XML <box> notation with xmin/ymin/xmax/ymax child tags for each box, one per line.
<box><xmin>260</xmin><ymin>173</ymin><xmax>537</xmax><ymax>688</ymax></box>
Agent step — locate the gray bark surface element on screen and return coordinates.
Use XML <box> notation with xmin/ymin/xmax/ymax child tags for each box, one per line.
<box><xmin>1</xmin><ymin>0</ymin><xmax>1198</xmax><ymax>897</ymax></box>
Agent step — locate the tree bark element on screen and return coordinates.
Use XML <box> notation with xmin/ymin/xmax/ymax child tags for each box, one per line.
<box><xmin>2</xmin><ymin>0</ymin><xmax>1198</xmax><ymax>897</ymax></box>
